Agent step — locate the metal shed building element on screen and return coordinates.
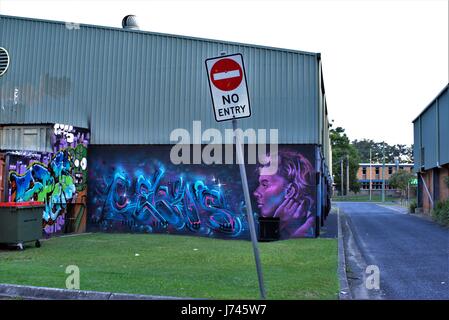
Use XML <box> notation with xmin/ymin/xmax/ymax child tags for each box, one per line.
<box><xmin>0</xmin><ymin>15</ymin><xmax>332</xmax><ymax>239</ymax></box>
<box><xmin>413</xmin><ymin>83</ymin><xmax>449</xmax><ymax>214</ymax></box>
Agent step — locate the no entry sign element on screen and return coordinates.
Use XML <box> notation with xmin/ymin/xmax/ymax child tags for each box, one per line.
<box><xmin>210</xmin><ymin>58</ymin><xmax>243</xmax><ymax>91</ymax></box>
<box><xmin>205</xmin><ymin>53</ymin><xmax>251</xmax><ymax>122</ymax></box>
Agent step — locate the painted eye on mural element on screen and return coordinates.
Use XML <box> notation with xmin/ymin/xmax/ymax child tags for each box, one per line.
<box><xmin>74</xmin><ymin>159</ymin><xmax>80</xmax><ymax>167</ymax></box>
<box><xmin>81</xmin><ymin>158</ymin><xmax>87</xmax><ymax>170</ymax></box>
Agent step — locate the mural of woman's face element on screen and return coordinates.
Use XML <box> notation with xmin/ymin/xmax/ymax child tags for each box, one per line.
<box><xmin>253</xmin><ymin>167</ymin><xmax>288</xmax><ymax>217</ymax></box>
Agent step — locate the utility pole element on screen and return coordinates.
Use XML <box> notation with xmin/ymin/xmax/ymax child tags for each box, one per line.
<box><xmin>340</xmin><ymin>158</ymin><xmax>344</xmax><ymax>196</ymax></box>
<box><xmin>382</xmin><ymin>143</ymin><xmax>386</xmax><ymax>202</ymax></box>
<box><xmin>346</xmin><ymin>154</ymin><xmax>349</xmax><ymax>197</ymax></box>
<box><xmin>369</xmin><ymin>148</ymin><xmax>372</xmax><ymax>201</ymax></box>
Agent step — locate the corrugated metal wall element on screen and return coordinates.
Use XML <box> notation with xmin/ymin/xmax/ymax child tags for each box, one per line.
<box><xmin>438</xmin><ymin>87</ymin><xmax>449</xmax><ymax>165</ymax></box>
<box><xmin>317</xmin><ymin>58</ymin><xmax>331</xmax><ymax>178</ymax></box>
<box><xmin>413</xmin><ymin>84</ymin><xmax>449</xmax><ymax>172</ymax></box>
<box><xmin>0</xmin><ymin>125</ymin><xmax>52</xmax><ymax>152</ymax></box>
<box><xmin>413</xmin><ymin>120</ymin><xmax>421</xmax><ymax>172</ymax></box>
<box><xmin>421</xmin><ymin>104</ymin><xmax>437</xmax><ymax>170</ymax></box>
<box><xmin>0</xmin><ymin>15</ymin><xmax>322</xmax><ymax>145</ymax></box>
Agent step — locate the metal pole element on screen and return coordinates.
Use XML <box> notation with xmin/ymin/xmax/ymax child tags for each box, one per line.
<box><xmin>232</xmin><ymin>119</ymin><xmax>266</xmax><ymax>299</ymax></box>
<box><xmin>369</xmin><ymin>148</ymin><xmax>372</xmax><ymax>201</ymax></box>
<box><xmin>340</xmin><ymin>159</ymin><xmax>344</xmax><ymax>196</ymax></box>
<box><xmin>382</xmin><ymin>143</ymin><xmax>385</xmax><ymax>202</ymax></box>
<box><xmin>346</xmin><ymin>154</ymin><xmax>349</xmax><ymax>197</ymax></box>
<box><xmin>420</xmin><ymin>174</ymin><xmax>434</xmax><ymax>208</ymax></box>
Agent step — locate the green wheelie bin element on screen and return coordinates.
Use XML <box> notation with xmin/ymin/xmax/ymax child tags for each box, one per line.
<box><xmin>0</xmin><ymin>202</ymin><xmax>44</xmax><ymax>250</ymax></box>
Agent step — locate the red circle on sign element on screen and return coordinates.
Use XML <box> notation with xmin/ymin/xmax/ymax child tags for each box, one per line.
<box><xmin>210</xmin><ymin>58</ymin><xmax>243</xmax><ymax>91</ymax></box>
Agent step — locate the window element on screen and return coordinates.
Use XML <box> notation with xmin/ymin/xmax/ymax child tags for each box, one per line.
<box><xmin>23</xmin><ymin>129</ymin><xmax>38</xmax><ymax>148</ymax></box>
<box><xmin>388</xmin><ymin>167</ymin><xmax>393</xmax><ymax>175</ymax></box>
<box><xmin>362</xmin><ymin>167</ymin><xmax>367</xmax><ymax>175</ymax></box>
<box><xmin>0</xmin><ymin>126</ymin><xmax>52</xmax><ymax>152</ymax></box>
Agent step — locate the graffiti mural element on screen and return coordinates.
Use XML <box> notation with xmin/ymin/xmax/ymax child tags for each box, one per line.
<box><xmin>88</xmin><ymin>148</ymin><xmax>249</xmax><ymax>239</ymax></box>
<box><xmin>6</xmin><ymin>124</ymin><xmax>90</xmax><ymax>236</ymax></box>
<box><xmin>253</xmin><ymin>149</ymin><xmax>316</xmax><ymax>238</ymax></box>
<box><xmin>88</xmin><ymin>145</ymin><xmax>316</xmax><ymax>239</ymax></box>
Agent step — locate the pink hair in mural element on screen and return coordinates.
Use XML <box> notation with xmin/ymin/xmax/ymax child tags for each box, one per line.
<box><xmin>253</xmin><ymin>149</ymin><xmax>315</xmax><ymax>238</ymax></box>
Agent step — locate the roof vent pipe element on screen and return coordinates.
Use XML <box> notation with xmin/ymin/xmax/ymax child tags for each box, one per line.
<box><xmin>122</xmin><ymin>15</ymin><xmax>139</xmax><ymax>30</ymax></box>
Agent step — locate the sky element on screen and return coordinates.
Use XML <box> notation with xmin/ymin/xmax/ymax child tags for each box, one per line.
<box><xmin>0</xmin><ymin>0</ymin><xmax>447</xmax><ymax>146</ymax></box>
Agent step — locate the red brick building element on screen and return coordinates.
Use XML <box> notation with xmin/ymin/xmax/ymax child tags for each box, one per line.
<box><xmin>357</xmin><ymin>163</ymin><xmax>414</xmax><ymax>194</ymax></box>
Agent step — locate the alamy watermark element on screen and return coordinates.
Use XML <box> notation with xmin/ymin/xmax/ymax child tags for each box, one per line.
<box><xmin>365</xmin><ymin>265</ymin><xmax>380</xmax><ymax>290</ymax></box>
<box><xmin>65</xmin><ymin>265</ymin><xmax>80</xmax><ymax>290</ymax></box>
<box><xmin>169</xmin><ymin>121</ymin><xmax>279</xmax><ymax>174</ymax></box>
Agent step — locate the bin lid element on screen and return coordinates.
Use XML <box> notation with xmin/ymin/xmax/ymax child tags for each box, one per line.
<box><xmin>0</xmin><ymin>201</ymin><xmax>45</xmax><ymax>207</ymax></box>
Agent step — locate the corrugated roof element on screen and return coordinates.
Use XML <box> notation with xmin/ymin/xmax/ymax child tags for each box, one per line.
<box><xmin>412</xmin><ymin>83</ymin><xmax>449</xmax><ymax>123</ymax></box>
<box><xmin>0</xmin><ymin>14</ymin><xmax>318</xmax><ymax>57</ymax></box>
<box><xmin>0</xmin><ymin>14</ymin><xmax>326</xmax><ymax>145</ymax></box>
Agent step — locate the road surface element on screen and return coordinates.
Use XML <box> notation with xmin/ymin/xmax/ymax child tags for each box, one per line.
<box><xmin>336</xmin><ymin>202</ymin><xmax>449</xmax><ymax>300</ymax></box>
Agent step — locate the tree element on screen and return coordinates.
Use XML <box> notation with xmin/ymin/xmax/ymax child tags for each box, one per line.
<box><xmin>352</xmin><ymin>139</ymin><xmax>414</xmax><ymax>163</ymax></box>
<box><xmin>330</xmin><ymin>127</ymin><xmax>361</xmax><ymax>195</ymax></box>
<box><xmin>351</xmin><ymin>139</ymin><xmax>375</xmax><ymax>163</ymax></box>
<box><xmin>388</xmin><ymin>170</ymin><xmax>415</xmax><ymax>200</ymax></box>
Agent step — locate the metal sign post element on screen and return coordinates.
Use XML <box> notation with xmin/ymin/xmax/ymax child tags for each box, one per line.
<box><xmin>205</xmin><ymin>52</ymin><xmax>266</xmax><ymax>299</ymax></box>
<box><xmin>232</xmin><ymin>118</ymin><xmax>266</xmax><ymax>300</ymax></box>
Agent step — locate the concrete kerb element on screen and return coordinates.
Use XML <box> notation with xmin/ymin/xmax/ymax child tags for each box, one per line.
<box><xmin>336</xmin><ymin>206</ymin><xmax>352</xmax><ymax>300</ymax></box>
<box><xmin>0</xmin><ymin>283</ymin><xmax>198</xmax><ymax>300</ymax></box>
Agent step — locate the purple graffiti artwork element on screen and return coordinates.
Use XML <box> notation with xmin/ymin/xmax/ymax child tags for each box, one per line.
<box><xmin>253</xmin><ymin>150</ymin><xmax>316</xmax><ymax>238</ymax></box>
<box><xmin>88</xmin><ymin>145</ymin><xmax>317</xmax><ymax>240</ymax></box>
<box><xmin>43</xmin><ymin>214</ymin><xmax>65</xmax><ymax>234</ymax></box>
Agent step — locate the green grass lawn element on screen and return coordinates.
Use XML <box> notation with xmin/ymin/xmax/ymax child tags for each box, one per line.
<box><xmin>0</xmin><ymin>233</ymin><xmax>338</xmax><ymax>300</ymax></box>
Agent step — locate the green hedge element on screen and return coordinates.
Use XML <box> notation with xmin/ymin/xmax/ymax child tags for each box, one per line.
<box><xmin>432</xmin><ymin>199</ymin><xmax>449</xmax><ymax>226</ymax></box>
<box><xmin>409</xmin><ymin>199</ymin><xmax>417</xmax><ymax>213</ymax></box>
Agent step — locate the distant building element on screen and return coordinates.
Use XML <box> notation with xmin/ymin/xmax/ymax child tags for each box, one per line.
<box><xmin>356</xmin><ymin>163</ymin><xmax>414</xmax><ymax>194</ymax></box>
<box><xmin>413</xmin><ymin>84</ymin><xmax>449</xmax><ymax>214</ymax></box>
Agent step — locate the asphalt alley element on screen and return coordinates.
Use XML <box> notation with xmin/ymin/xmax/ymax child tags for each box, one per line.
<box><xmin>336</xmin><ymin>202</ymin><xmax>449</xmax><ymax>300</ymax></box>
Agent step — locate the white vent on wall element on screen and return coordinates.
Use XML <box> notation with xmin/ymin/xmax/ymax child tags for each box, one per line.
<box><xmin>0</xmin><ymin>47</ymin><xmax>10</xmax><ymax>76</ymax></box>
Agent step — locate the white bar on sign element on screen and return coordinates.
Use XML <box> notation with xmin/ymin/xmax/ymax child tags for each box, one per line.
<box><xmin>213</xmin><ymin>70</ymin><xmax>240</xmax><ymax>81</ymax></box>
